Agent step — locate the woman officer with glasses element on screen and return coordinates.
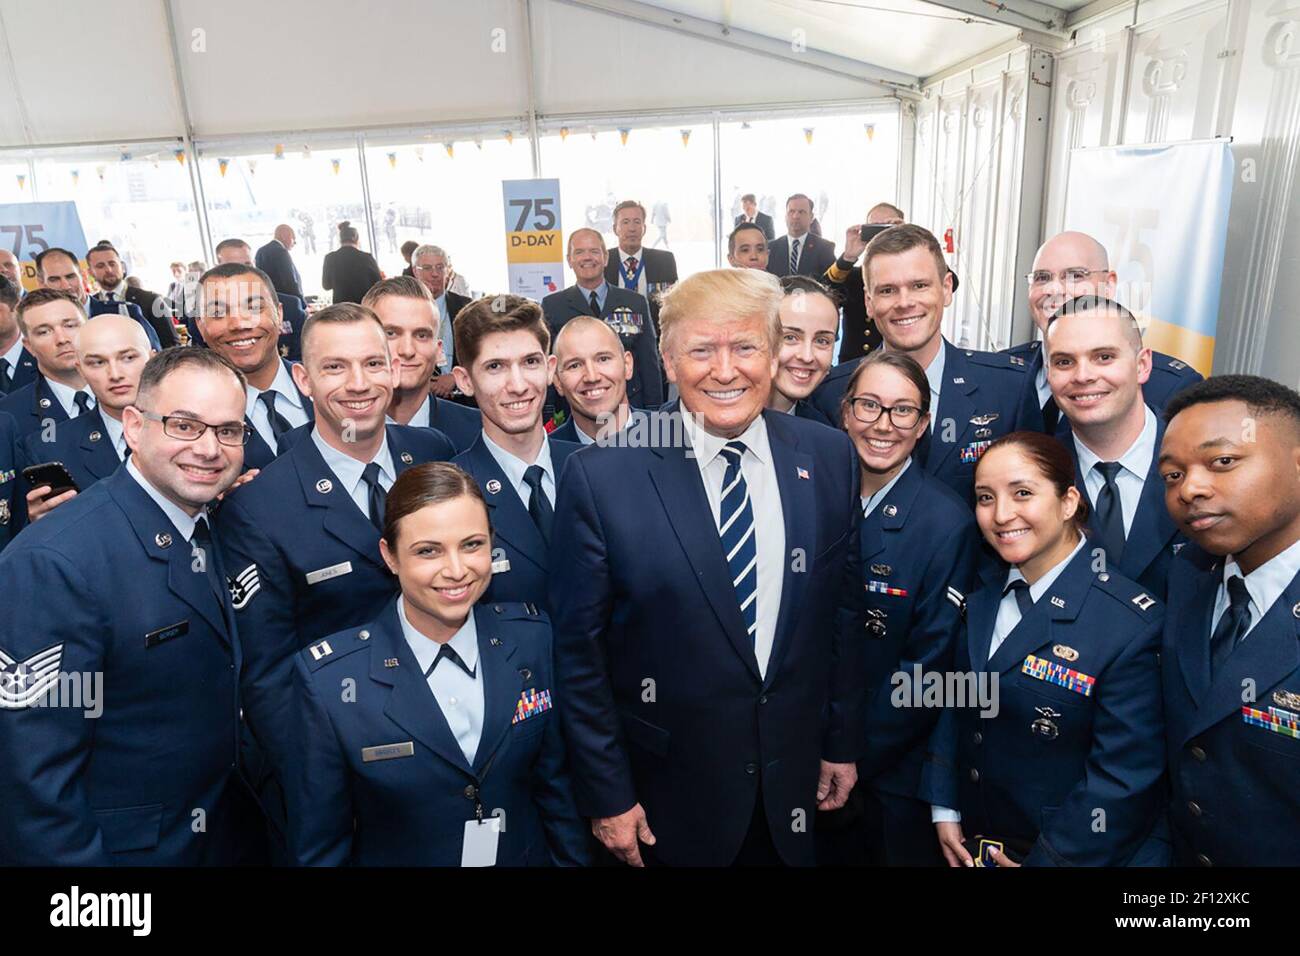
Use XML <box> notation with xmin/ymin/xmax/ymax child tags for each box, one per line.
<box><xmin>816</xmin><ymin>350</ymin><xmax>980</xmax><ymax>866</ymax></box>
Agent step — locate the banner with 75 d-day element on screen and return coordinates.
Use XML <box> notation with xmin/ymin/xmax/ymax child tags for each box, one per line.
<box><xmin>502</xmin><ymin>179</ymin><xmax>562</xmax><ymax>302</ymax></box>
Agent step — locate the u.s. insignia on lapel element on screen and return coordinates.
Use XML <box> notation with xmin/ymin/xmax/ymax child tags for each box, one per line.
<box><xmin>1050</xmin><ymin>596</ymin><xmax>1066</xmax><ymax>609</ymax></box>
<box><xmin>383</xmin><ymin>658</ymin><xmax>399</xmax><ymax>668</ymax></box>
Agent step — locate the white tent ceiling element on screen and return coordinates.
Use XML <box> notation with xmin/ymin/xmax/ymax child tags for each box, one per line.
<box><xmin>0</xmin><ymin>0</ymin><xmax>1109</xmax><ymax>150</ymax></box>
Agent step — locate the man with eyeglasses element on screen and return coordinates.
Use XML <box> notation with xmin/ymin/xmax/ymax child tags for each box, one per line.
<box><xmin>214</xmin><ymin>303</ymin><xmax>456</xmax><ymax>839</ymax></box>
<box><xmin>410</xmin><ymin>245</ymin><xmax>470</xmax><ymax>401</ymax></box>
<box><xmin>1007</xmin><ymin>231</ymin><xmax>1203</xmax><ymax>431</ymax></box>
<box><xmin>0</xmin><ymin>347</ymin><xmax>265</xmax><ymax>864</ymax></box>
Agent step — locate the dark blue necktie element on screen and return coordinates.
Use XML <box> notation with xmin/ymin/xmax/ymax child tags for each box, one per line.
<box><xmin>361</xmin><ymin>462</ymin><xmax>386</xmax><ymax>531</ymax></box>
<box><xmin>523</xmin><ymin>465</ymin><xmax>553</xmax><ymax>544</ymax></box>
<box><xmin>427</xmin><ymin>642</ymin><xmax>475</xmax><ymax>678</ymax></box>
<box><xmin>1093</xmin><ymin>461</ymin><xmax>1126</xmax><ymax>564</ymax></box>
<box><xmin>1004</xmin><ymin>578</ymin><xmax>1034</xmax><ymax>618</ymax></box>
<box><xmin>1210</xmin><ymin>576</ymin><xmax>1252</xmax><ymax>678</ymax></box>
<box><xmin>258</xmin><ymin>390</ymin><xmax>292</xmax><ymax>448</ymax></box>
<box><xmin>73</xmin><ymin>392</ymin><xmax>94</xmax><ymax>416</ymax></box>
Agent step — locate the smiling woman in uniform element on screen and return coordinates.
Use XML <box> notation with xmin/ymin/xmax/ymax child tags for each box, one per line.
<box><xmin>283</xmin><ymin>461</ymin><xmax>589</xmax><ymax>866</ymax></box>
<box><xmin>923</xmin><ymin>432</ymin><xmax>1169</xmax><ymax>867</ymax></box>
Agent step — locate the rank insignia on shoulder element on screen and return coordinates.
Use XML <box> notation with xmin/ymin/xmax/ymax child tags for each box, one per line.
<box><xmin>524</xmin><ymin>602</ymin><xmax>539</xmax><ymax>616</ymax></box>
<box><xmin>230</xmin><ymin>564</ymin><xmax>261</xmax><ymax>610</ymax></box>
<box><xmin>1010</xmin><ymin>356</ymin><xmax>1025</xmax><ymax>366</ymax></box>
<box><xmin>1168</xmin><ymin>359</ymin><xmax>1187</xmax><ymax>370</ymax></box>
<box><xmin>1274</xmin><ymin>689</ymin><xmax>1300</xmax><ymax>710</ymax></box>
<box><xmin>1053</xmin><ymin>644</ymin><xmax>1079</xmax><ymax>662</ymax></box>
<box><xmin>1132</xmin><ymin>593</ymin><xmax>1156</xmax><ymax>611</ymax></box>
<box><xmin>0</xmin><ymin>643</ymin><xmax>63</xmax><ymax>709</ymax></box>
<box><xmin>946</xmin><ymin>586</ymin><xmax>964</xmax><ymax>612</ymax></box>
<box><xmin>309</xmin><ymin>640</ymin><xmax>334</xmax><ymax>661</ymax></box>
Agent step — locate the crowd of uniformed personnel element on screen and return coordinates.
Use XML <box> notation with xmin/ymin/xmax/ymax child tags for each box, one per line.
<box><xmin>0</xmin><ymin>199</ymin><xmax>1295</xmax><ymax>869</ymax></box>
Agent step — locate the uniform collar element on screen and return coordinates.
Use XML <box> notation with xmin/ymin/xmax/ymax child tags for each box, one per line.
<box><xmin>2</xmin><ymin>337</ymin><xmax>24</xmax><ymax>368</ymax></box>
<box><xmin>45</xmin><ymin>376</ymin><xmax>94</xmax><ymax>418</ymax></box>
<box><xmin>481</xmin><ymin>429</ymin><xmax>554</xmax><ymax>488</ymax></box>
<box><xmin>397</xmin><ymin>595</ymin><xmax>480</xmax><ymax>677</ymax></box>
<box><xmin>1005</xmin><ymin>534</ymin><xmax>1086</xmax><ymax>603</ymax></box>
<box><xmin>1224</xmin><ymin>536</ymin><xmax>1300</xmax><ymax>622</ymax></box>
<box><xmin>1072</xmin><ymin>404</ymin><xmax>1157</xmax><ymax>483</ymax></box>
<box><xmin>310</xmin><ymin>426</ymin><xmax>396</xmax><ymax>495</ymax></box>
<box><xmin>124</xmin><ymin>456</ymin><xmax>205</xmax><ymax>540</ymax></box>
<box><xmin>245</xmin><ymin>359</ymin><xmax>303</xmax><ymax>417</ymax></box>
<box><xmin>862</xmin><ymin>457</ymin><xmax>911</xmax><ymax>517</ymax></box>
<box><xmin>99</xmin><ymin>409</ymin><xmax>126</xmax><ymax>458</ymax></box>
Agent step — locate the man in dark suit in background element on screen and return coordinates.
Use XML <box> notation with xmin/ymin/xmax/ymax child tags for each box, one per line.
<box><xmin>735</xmin><ymin>193</ymin><xmax>775</xmax><ymax>241</ymax></box>
<box><xmin>550</xmin><ymin>267</ymin><xmax>865</xmax><ymax>866</ymax></box>
<box><xmin>766</xmin><ymin>194</ymin><xmax>837</xmax><ymax>280</ymax></box>
<box><xmin>542</xmin><ymin>228</ymin><xmax>662</xmax><ymax>410</ymax></box>
<box><xmin>255</xmin><ymin>224</ymin><xmax>304</xmax><ymax>301</ymax></box>
<box><xmin>85</xmin><ymin>242</ymin><xmax>177</xmax><ymax>348</ymax></box>
<box><xmin>411</xmin><ymin>244</ymin><xmax>470</xmax><ymax>401</ymax></box>
<box><xmin>604</xmin><ymin>200</ymin><xmax>678</xmax><ymax>311</ymax></box>
<box><xmin>0</xmin><ymin>275</ymin><xmax>37</xmax><ymax>393</ymax></box>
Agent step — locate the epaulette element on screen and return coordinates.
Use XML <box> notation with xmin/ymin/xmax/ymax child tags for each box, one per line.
<box><xmin>963</xmin><ymin>348</ymin><xmax>1029</xmax><ymax>374</ymax></box>
<box><xmin>1093</xmin><ymin>571</ymin><xmax>1162</xmax><ymax>617</ymax></box>
<box><xmin>488</xmin><ymin>601</ymin><xmax>551</xmax><ymax>625</ymax></box>
<box><xmin>302</xmin><ymin>628</ymin><xmax>373</xmax><ymax>671</ymax></box>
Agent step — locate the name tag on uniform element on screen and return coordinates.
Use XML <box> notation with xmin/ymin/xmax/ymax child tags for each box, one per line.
<box><xmin>145</xmin><ymin>620</ymin><xmax>189</xmax><ymax>648</ymax></box>
<box><xmin>306</xmin><ymin>561</ymin><xmax>353</xmax><ymax>585</ymax></box>
<box><xmin>462</xmin><ymin>817</ymin><xmax>501</xmax><ymax>867</ymax></box>
<box><xmin>361</xmin><ymin>741</ymin><xmax>415</xmax><ymax>762</ymax></box>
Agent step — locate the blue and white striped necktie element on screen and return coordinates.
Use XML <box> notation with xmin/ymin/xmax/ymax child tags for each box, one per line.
<box><xmin>789</xmin><ymin>237</ymin><xmax>801</xmax><ymax>274</ymax></box>
<box><xmin>718</xmin><ymin>440</ymin><xmax>758</xmax><ymax>640</ymax></box>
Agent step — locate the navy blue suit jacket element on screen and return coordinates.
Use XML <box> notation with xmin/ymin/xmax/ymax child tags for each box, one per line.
<box><xmin>1162</xmin><ymin>545</ymin><xmax>1300</xmax><ymax>865</ymax></box>
<box><xmin>0</xmin><ymin>410</ymin><xmax>27</xmax><ymax>550</ymax></box>
<box><xmin>0</xmin><ymin>467</ymin><xmax>245</xmax><ymax>864</ymax></box>
<box><xmin>0</xmin><ymin>376</ymin><xmax>72</xmax><ymax>442</ymax></box>
<box><xmin>1058</xmin><ymin>416</ymin><xmax>1185</xmax><ymax>600</ymax></box>
<box><xmin>255</xmin><ymin>240</ymin><xmax>303</xmax><ymax>300</ymax></box>
<box><xmin>453</xmin><ymin>433</ymin><xmax>579</xmax><ymax>611</ymax></box>
<box><xmin>857</xmin><ymin>463</ymin><xmax>978</xmax><ymax>798</ymax></box>
<box><xmin>3</xmin><ymin>346</ymin><xmax>38</xmax><ymax>392</ymax></box>
<box><xmin>215</xmin><ymin>424</ymin><xmax>456</xmax><ymax>773</ymax></box>
<box><xmin>541</xmin><ymin>285</ymin><xmax>664</xmax><ymax>409</ymax></box>
<box><xmin>20</xmin><ymin>407</ymin><xmax>124</xmax><ymax>495</ymax></box>
<box><xmin>921</xmin><ymin>547</ymin><xmax>1168</xmax><ymax>866</ymax></box>
<box><xmin>285</xmin><ymin>600</ymin><xmax>590</xmax><ymax>866</ymax></box>
<box><xmin>1008</xmin><ymin>340</ymin><xmax>1203</xmax><ymax>429</ymax></box>
<box><xmin>549</xmin><ymin>407</ymin><xmax>866</xmax><ymax>866</ymax></box>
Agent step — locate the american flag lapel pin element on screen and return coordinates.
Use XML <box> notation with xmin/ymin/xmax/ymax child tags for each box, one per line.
<box><xmin>796</xmin><ymin>467</ymin><xmax>810</xmax><ymax>480</ymax></box>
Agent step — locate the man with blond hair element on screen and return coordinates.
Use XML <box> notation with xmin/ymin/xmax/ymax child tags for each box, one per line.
<box><xmin>550</xmin><ymin>267</ymin><xmax>866</xmax><ymax>867</ymax></box>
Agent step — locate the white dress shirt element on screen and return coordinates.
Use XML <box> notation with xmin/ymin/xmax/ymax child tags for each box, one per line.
<box><xmin>683</xmin><ymin>411</ymin><xmax>785</xmax><ymax>678</ymax></box>
<box><xmin>615</xmin><ymin>247</ymin><xmax>647</xmax><ymax>297</ymax></box>
<box><xmin>397</xmin><ymin>596</ymin><xmax>484</xmax><ymax>766</ymax></box>
<box><xmin>862</xmin><ymin>458</ymin><xmax>911</xmax><ymax>517</ymax></box>
<box><xmin>100</xmin><ymin>411</ymin><xmax>127</xmax><ymax>460</ymax></box>
<box><xmin>1073</xmin><ymin>405</ymin><xmax>1157</xmax><ymax>538</ymax></box>
<box><xmin>932</xmin><ymin>533</ymin><xmax>1086</xmax><ymax>824</ymax></box>
<box><xmin>310</xmin><ymin>427</ymin><xmax>396</xmax><ymax>517</ymax></box>
<box><xmin>245</xmin><ymin>361</ymin><xmax>310</xmax><ymax>452</ymax></box>
<box><xmin>434</xmin><ymin>291</ymin><xmax>454</xmax><ymax>373</ymax></box>
<box><xmin>126</xmin><ymin>457</ymin><xmax>205</xmax><ymax>541</ymax></box>
<box><xmin>2</xmin><ymin>337</ymin><xmax>25</xmax><ymax>374</ymax></box>
<box><xmin>45</xmin><ymin>378</ymin><xmax>95</xmax><ymax>419</ymax></box>
<box><xmin>482</xmin><ymin>431</ymin><xmax>556</xmax><ymax>512</ymax></box>
<box><xmin>1212</xmin><ymin>536</ymin><xmax>1300</xmax><ymax>641</ymax></box>
<box><xmin>924</xmin><ymin>339</ymin><xmax>947</xmax><ymax>418</ymax></box>
<box><xmin>1034</xmin><ymin>348</ymin><xmax>1052</xmax><ymax>409</ymax></box>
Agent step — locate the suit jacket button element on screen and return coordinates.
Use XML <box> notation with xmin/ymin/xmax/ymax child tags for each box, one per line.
<box><xmin>744</xmin><ymin>762</ymin><xmax>758</xmax><ymax>775</ymax></box>
<box><xmin>758</xmin><ymin>695</ymin><xmax>768</xmax><ymax>705</ymax></box>
<box><xmin>972</xmin><ymin>732</ymin><xmax>982</xmax><ymax>745</ymax></box>
<box><xmin>969</xmin><ymin>768</ymin><xmax>980</xmax><ymax>783</ymax></box>
<box><xmin>494</xmin><ymin>605</ymin><xmax>503</xmax><ymax>614</ymax></box>
<box><xmin>1197</xmin><ymin>853</ymin><xmax>1213</xmax><ymax>867</ymax></box>
<box><xmin>1187</xmin><ymin>801</ymin><xmax>1202</xmax><ymax>817</ymax></box>
<box><xmin>1189</xmin><ymin>745</ymin><xmax>1207</xmax><ymax>762</ymax></box>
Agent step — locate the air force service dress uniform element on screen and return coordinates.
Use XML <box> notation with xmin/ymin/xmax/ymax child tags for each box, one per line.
<box><xmin>215</xmin><ymin>423</ymin><xmax>456</xmax><ymax>779</ymax></box>
<box><xmin>21</xmin><ymin>406</ymin><xmax>127</xmax><ymax>493</ymax></box>
<box><xmin>241</xmin><ymin>359</ymin><xmax>314</xmax><ymax>470</ymax></box>
<box><xmin>0</xmin><ymin>375</ymin><xmax>95</xmax><ymax>443</ymax></box>
<box><xmin>453</xmin><ymin>432</ymin><xmax>580</xmax><ymax>612</ymax></box>
<box><xmin>821</xmin><ymin>459</ymin><xmax>979</xmax><ymax>865</ymax></box>
<box><xmin>1162</xmin><ymin>542</ymin><xmax>1300</xmax><ymax>866</ymax></box>
<box><xmin>0</xmin><ymin>463</ymin><xmax>247</xmax><ymax>865</ymax></box>
<box><xmin>286</xmin><ymin>598</ymin><xmax>590</xmax><ymax>866</ymax></box>
<box><xmin>0</xmin><ymin>410</ymin><xmax>26</xmax><ymax>550</ymax></box>
<box><xmin>921</xmin><ymin>540</ymin><xmax>1169</xmax><ymax>865</ymax></box>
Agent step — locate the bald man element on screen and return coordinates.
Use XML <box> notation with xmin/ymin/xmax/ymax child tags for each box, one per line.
<box><xmin>541</xmin><ymin>228</ymin><xmax>663</xmax><ymax>410</ymax></box>
<box><xmin>551</xmin><ymin>315</ymin><xmax>635</xmax><ymax>444</ymax></box>
<box><xmin>23</xmin><ymin>315</ymin><xmax>155</xmax><ymax>519</ymax></box>
<box><xmin>255</xmin><ymin>223</ymin><xmax>304</xmax><ymax>300</ymax></box>
<box><xmin>1006</xmin><ymin>230</ymin><xmax>1203</xmax><ymax>430</ymax></box>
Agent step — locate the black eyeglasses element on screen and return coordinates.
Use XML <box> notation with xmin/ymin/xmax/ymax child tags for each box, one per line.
<box><xmin>140</xmin><ymin>411</ymin><xmax>252</xmax><ymax>446</ymax></box>
<box><xmin>849</xmin><ymin>397</ymin><xmax>923</xmax><ymax>428</ymax></box>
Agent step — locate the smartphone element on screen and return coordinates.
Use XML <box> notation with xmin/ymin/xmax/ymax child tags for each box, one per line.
<box><xmin>22</xmin><ymin>462</ymin><xmax>79</xmax><ymax>497</ymax></box>
<box><xmin>859</xmin><ymin>223</ymin><xmax>893</xmax><ymax>243</ymax></box>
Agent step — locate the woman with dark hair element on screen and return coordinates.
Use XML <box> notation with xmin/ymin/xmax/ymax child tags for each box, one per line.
<box><xmin>321</xmin><ymin>220</ymin><xmax>383</xmax><ymax>305</ymax></box>
<box><xmin>284</xmin><ymin>462</ymin><xmax>590</xmax><ymax>866</ymax></box>
<box><xmin>816</xmin><ymin>350</ymin><xmax>979</xmax><ymax>866</ymax></box>
<box><xmin>923</xmin><ymin>431</ymin><xmax>1169</xmax><ymax>867</ymax></box>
